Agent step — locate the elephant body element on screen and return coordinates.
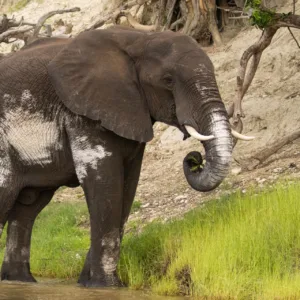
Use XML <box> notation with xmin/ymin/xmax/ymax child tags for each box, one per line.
<box><xmin>0</xmin><ymin>27</ymin><xmax>233</xmax><ymax>286</ymax></box>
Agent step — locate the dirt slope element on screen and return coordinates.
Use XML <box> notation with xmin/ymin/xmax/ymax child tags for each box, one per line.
<box><xmin>1</xmin><ymin>0</ymin><xmax>300</xmax><ymax>224</ymax></box>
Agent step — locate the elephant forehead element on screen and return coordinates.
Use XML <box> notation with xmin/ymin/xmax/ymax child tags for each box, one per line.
<box><xmin>71</xmin><ymin>136</ymin><xmax>112</xmax><ymax>182</ymax></box>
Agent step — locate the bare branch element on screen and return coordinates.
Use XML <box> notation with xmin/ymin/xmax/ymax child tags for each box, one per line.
<box><xmin>293</xmin><ymin>0</ymin><xmax>296</xmax><ymax>14</ymax></box>
<box><xmin>228</xmin><ymin>4</ymin><xmax>300</xmax><ymax>127</ymax></box>
<box><xmin>0</xmin><ymin>14</ymin><xmax>10</xmax><ymax>33</ymax></box>
<box><xmin>170</xmin><ymin>17</ymin><xmax>184</xmax><ymax>30</ymax></box>
<box><xmin>120</xmin><ymin>12</ymin><xmax>158</xmax><ymax>31</ymax></box>
<box><xmin>0</xmin><ymin>26</ymin><xmax>32</xmax><ymax>43</ymax></box>
<box><xmin>86</xmin><ymin>0</ymin><xmax>148</xmax><ymax>31</ymax></box>
<box><xmin>162</xmin><ymin>0</ymin><xmax>177</xmax><ymax>30</ymax></box>
<box><xmin>33</xmin><ymin>7</ymin><xmax>80</xmax><ymax>37</ymax></box>
<box><xmin>158</xmin><ymin>0</ymin><xmax>167</xmax><ymax>27</ymax></box>
<box><xmin>232</xmin><ymin>27</ymin><xmax>278</xmax><ymax>124</ymax></box>
<box><xmin>288</xmin><ymin>27</ymin><xmax>300</xmax><ymax>48</ymax></box>
<box><xmin>126</xmin><ymin>0</ymin><xmax>148</xmax><ymax>6</ymax></box>
<box><xmin>229</xmin><ymin>16</ymin><xmax>250</xmax><ymax>19</ymax></box>
<box><xmin>251</xmin><ymin>130</ymin><xmax>300</xmax><ymax>168</ymax></box>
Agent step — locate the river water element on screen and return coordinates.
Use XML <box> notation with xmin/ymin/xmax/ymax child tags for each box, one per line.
<box><xmin>0</xmin><ymin>281</ymin><xmax>186</xmax><ymax>300</ymax></box>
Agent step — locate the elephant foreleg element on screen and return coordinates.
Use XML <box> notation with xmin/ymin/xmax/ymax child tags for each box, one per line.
<box><xmin>120</xmin><ymin>144</ymin><xmax>145</xmax><ymax>239</ymax></box>
<box><xmin>1</xmin><ymin>188</ymin><xmax>56</xmax><ymax>282</ymax></box>
<box><xmin>78</xmin><ymin>144</ymin><xmax>145</xmax><ymax>286</ymax></box>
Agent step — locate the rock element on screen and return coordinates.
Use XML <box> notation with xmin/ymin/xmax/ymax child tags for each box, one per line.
<box><xmin>256</xmin><ymin>177</ymin><xmax>266</xmax><ymax>184</ymax></box>
<box><xmin>142</xmin><ymin>203</ymin><xmax>150</xmax><ymax>208</ymax></box>
<box><xmin>174</xmin><ymin>195</ymin><xmax>188</xmax><ymax>201</ymax></box>
<box><xmin>231</xmin><ymin>166</ymin><xmax>242</xmax><ymax>175</ymax></box>
<box><xmin>160</xmin><ymin>126</ymin><xmax>184</xmax><ymax>148</ymax></box>
<box><xmin>273</xmin><ymin>167</ymin><xmax>284</xmax><ymax>174</ymax></box>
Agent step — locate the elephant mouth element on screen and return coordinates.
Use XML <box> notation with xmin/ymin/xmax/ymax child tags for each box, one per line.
<box><xmin>178</xmin><ymin>124</ymin><xmax>190</xmax><ymax>140</ymax></box>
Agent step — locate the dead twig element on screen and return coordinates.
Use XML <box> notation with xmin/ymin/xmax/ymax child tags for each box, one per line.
<box><xmin>293</xmin><ymin>0</ymin><xmax>296</xmax><ymax>15</ymax></box>
<box><xmin>33</xmin><ymin>7</ymin><xmax>80</xmax><ymax>38</ymax></box>
<box><xmin>229</xmin><ymin>16</ymin><xmax>250</xmax><ymax>19</ymax></box>
<box><xmin>0</xmin><ymin>26</ymin><xmax>32</xmax><ymax>43</ymax></box>
<box><xmin>253</xmin><ymin>130</ymin><xmax>300</xmax><ymax>164</ymax></box>
<box><xmin>0</xmin><ymin>7</ymin><xmax>80</xmax><ymax>45</ymax></box>
<box><xmin>229</xmin><ymin>1</ymin><xmax>300</xmax><ymax>129</ymax></box>
<box><xmin>288</xmin><ymin>27</ymin><xmax>300</xmax><ymax>48</ymax></box>
<box><xmin>170</xmin><ymin>17</ymin><xmax>185</xmax><ymax>30</ymax></box>
<box><xmin>230</xmin><ymin>27</ymin><xmax>278</xmax><ymax>126</ymax></box>
<box><xmin>86</xmin><ymin>0</ymin><xmax>151</xmax><ymax>31</ymax></box>
<box><xmin>119</xmin><ymin>11</ymin><xmax>158</xmax><ymax>31</ymax></box>
<box><xmin>162</xmin><ymin>0</ymin><xmax>177</xmax><ymax>30</ymax></box>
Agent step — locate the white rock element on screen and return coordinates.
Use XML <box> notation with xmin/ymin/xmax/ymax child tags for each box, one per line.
<box><xmin>231</xmin><ymin>166</ymin><xmax>242</xmax><ymax>175</ymax></box>
<box><xmin>273</xmin><ymin>167</ymin><xmax>283</xmax><ymax>173</ymax></box>
<box><xmin>174</xmin><ymin>195</ymin><xmax>188</xmax><ymax>201</ymax></box>
<box><xmin>160</xmin><ymin>126</ymin><xmax>184</xmax><ymax>148</ymax></box>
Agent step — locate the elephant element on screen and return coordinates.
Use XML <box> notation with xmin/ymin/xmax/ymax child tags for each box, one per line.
<box><xmin>0</xmin><ymin>26</ymin><xmax>250</xmax><ymax>287</ymax></box>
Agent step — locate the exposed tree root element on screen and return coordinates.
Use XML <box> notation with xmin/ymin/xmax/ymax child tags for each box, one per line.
<box><xmin>237</xmin><ymin>131</ymin><xmax>300</xmax><ymax>171</ymax></box>
<box><xmin>252</xmin><ymin>131</ymin><xmax>300</xmax><ymax>167</ymax></box>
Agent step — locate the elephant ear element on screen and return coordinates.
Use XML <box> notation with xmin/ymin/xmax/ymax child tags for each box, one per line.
<box><xmin>47</xmin><ymin>30</ymin><xmax>153</xmax><ymax>142</ymax></box>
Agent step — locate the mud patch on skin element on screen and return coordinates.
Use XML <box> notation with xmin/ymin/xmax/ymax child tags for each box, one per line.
<box><xmin>101</xmin><ymin>254</ymin><xmax>118</xmax><ymax>274</ymax></box>
<box><xmin>101</xmin><ymin>230</ymin><xmax>120</xmax><ymax>275</ymax></box>
<box><xmin>3</xmin><ymin>91</ymin><xmax>61</xmax><ymax>166</ymax></box>
<box><xmin>72</xmin><ymin>136</ymin><xmax>112</xmax><ymax>183</ymax></box>
<box><xmin>21</xmin><ymin>90</ymin><xmax>33</xmax><ymax>102</ymax></box>
<box><xmin>0</xmin><ymin>155</ymin><xmax>12</xmax><ymax>186</ymax></box>
<box><xmin>21</xmin><ymin>247</ymin><xmax>30</xmax><ymax>262</ymax></box>
<box><xmin>4</xmin><ymin>220</ymin><xmax>18</xmax><ymax>262</ymax></box>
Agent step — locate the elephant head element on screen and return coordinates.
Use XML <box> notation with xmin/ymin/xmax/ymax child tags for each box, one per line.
<box><xmin>48</xmin><ymin>26</ymin><xmax>244</xmax><ymax>192</ymax></box>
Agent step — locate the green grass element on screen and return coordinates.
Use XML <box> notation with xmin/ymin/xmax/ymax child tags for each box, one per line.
<box><xmin>7</xmin><ymin>0</ymin><xmax>43</xmax><ymax>13</ymax></box>
<box><xmin>119</xmin><ymin>183</ymin><xmax>300</xmax><ymax>299</ymax></box>
<box><xmin>9</xmin><ymin>0</ymin><xmax>30</xmax><ymax>12</ymax></box>
<box><xmin>1</xmin><ymin>183</ymin><xmax>300</xmax><ymax>299</ymax></box>
<box><xmin>0</xmin><ymin>202</ymin><xmax>90</xmax><ymax>279</ymax></box>
<box><xmin>131</xmin><ymin>200</ymin><xmax>142</xmax><ymax>213</ymax></box>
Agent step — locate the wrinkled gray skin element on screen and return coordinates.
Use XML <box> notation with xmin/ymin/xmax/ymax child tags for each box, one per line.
<box><xmin>0</xmin><ymin>26</ymin><xmax>232</xmax><ymax>287</ymax></box>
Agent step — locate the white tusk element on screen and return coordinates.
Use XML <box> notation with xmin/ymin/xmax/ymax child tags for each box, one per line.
<box><xmin>185</xmin><ymin>125</ymin><xmax>215</xmax><ymax>141</ymax></box>
<box><xmin>231</xmin><ymin>129</ymin><xmax>255</xmax><ymax>141</ymax></box>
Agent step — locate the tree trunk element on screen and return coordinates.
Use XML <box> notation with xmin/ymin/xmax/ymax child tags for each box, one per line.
<box><xmin>158</xmin><ymin>0</ymin><xmax>167</xmax><ymax>27</ymax></box>
<box><xmin>205</xmin><ymin>0</ymin><xmax>223</xmax><ymax>46</ymax></box>
<box><xmin>207</xmin><ymin>7</ymin><xmax>223</xmax><ymax>46</ymax></box>
<box><xmin>219</xmin><ymin>0</ymin><xmax>229</xmax><ymax>27</ymax></box>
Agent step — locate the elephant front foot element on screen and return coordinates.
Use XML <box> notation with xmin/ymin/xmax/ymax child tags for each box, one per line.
<box><xmin>78</xmin><ymin>270</ymin><xmax>123</xmax><ymax>288</ymax></box>
<box><xmin>1</xmin><ymin>261</ymin><xmax>37</xmax><ymax>283</ymax></box>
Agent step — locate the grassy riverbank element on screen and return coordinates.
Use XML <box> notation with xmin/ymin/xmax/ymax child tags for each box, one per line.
<box><xmin>0</xmin><ymin>201</ymin><xmax>90</xmax><ymax>278</ymax></box>
<box><xmin>119</xmin><ymin>183</ymin><xmax>300</xmax><ymax>298</ymax></box>
<box><xmin>1</xmin><ymin>183</ymin><xmax>300</xmax><ymax>298</ymax></box>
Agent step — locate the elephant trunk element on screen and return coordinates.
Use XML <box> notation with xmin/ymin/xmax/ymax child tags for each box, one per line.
<box><xmin>180</xmin><ymin>84</ymin><xmax>233</xmax><ymax>192</ymax></box>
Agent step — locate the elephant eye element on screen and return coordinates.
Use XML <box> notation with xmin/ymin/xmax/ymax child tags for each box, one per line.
<box><xmin>163</xmin><ymin>74</ymin><xmax>173</xmax><ymax>89</ymax></box>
